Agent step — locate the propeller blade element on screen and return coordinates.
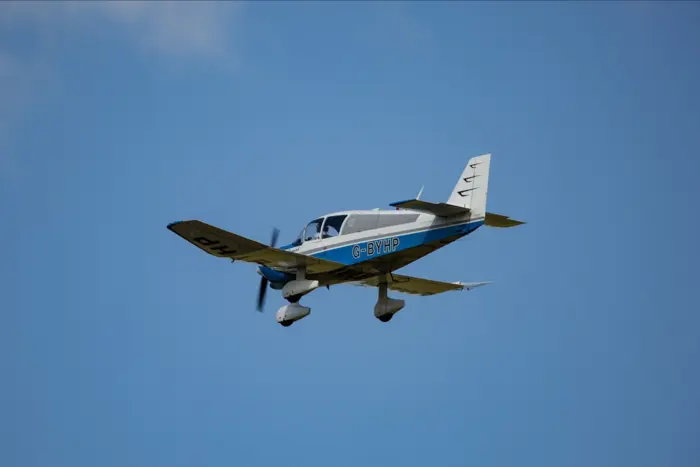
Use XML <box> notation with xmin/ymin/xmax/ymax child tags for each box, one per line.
<box><xmin>256</xmin><ymin>276</ymin><xmax>268</xmax><ymax>312</ymax></box>
<box><xmin>270</xmin><ymin>228</ymin><xmax>280</xmax><ymax>248</ymax></box>
<box><xmin>256</xmin><ymin>227</ymin><xmax>280</xmax><ymax>313</ymax></box>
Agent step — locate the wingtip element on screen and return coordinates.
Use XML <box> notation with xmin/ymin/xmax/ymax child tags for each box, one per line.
<box><xmin>458</xmin><ymin>281</ymin><xmax>494</xmax><ymax>291</ymax></box>
<box><xmin>167</xmin><ymin>220</ymin><xmax>193</xmax><ymax>231</ymax></box>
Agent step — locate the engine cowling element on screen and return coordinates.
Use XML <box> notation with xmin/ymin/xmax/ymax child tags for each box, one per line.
<box><xmin>276</xmin><ymin>303</ymin><xmax>311</xmax><ymax>326</ymax></box>
<box><xmin>374</xmin><ymin>297</ymin><xmax>405</xmax><ymax>322</ymax></box>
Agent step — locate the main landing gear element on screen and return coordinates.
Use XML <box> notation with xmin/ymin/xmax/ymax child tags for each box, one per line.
<box><xmin>276</xmin><ymin>268</ymin><xmax>317</xmax><ymax>327</ymax></box>
<box><xmin>374</xmin><ymin>280</ymin><xmax>405</xmax><ymax>323</ymax></box>
<box><xmin>274</xmin><ymin>270</ymin><xmax>406</xmax><ymax>326</ymax></box>
<box><xmin>377</xmin><ymin>313</ymin><xmax>393</xmax><ymax>323</ymax></box>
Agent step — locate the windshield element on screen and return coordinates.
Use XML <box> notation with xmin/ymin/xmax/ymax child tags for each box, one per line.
<box><xmin>304</xmin><ymin>218</ymin><xmax>323</xmax><ymax>241</ymax></box>
<box><xmin>292</xmin><ymin>228</ymin><xmax>305</xmax><ymax>247</ymax></box>
<box><xmin>292</xmin><ymin>218</ymin><xmax>324</xmax><ymax>246</ymax></box>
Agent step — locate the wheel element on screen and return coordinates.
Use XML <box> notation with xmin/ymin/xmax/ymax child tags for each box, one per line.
<box><xmin>280</xmin><ymin>321</ymin><xmax>293</xmax><ymax>327</ymax></box>
<box><xmin>286</xmin><ymin>294</ymin><xmax>301</xmax><ymax>303</ymax></box>
<box><xmin>378</xmin><ymin>314</ymin><xmax>393</xmax><ymax>323</ymax></box>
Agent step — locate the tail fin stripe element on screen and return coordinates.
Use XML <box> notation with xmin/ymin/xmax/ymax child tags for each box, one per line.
<box><xmin>457</xmin><ymin>188</ymin><xmax>476</xmax><ymax>196</ymax></box>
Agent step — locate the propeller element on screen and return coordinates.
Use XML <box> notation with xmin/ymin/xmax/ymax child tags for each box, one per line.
<box><xmin>256</xmin><ymin>228</ymin><xmax>280</xmax><ymax>312</ymax></box>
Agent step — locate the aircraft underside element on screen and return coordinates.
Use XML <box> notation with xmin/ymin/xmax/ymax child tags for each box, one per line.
<box><xmin>272</xmin><ymin>231</ymin><xmax>470</xmax><ymax>326</ymax></box>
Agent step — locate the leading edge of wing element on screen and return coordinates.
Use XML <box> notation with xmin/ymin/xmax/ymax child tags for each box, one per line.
<box><xmin>167</xmin><ymin>220</ymin><xmax>343</xmax><ymax>274</ymax></box>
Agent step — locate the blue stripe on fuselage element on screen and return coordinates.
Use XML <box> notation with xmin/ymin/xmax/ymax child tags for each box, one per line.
<box><xmin>312</xmin><ymin>220</ymin><xmax>483</xmax><ymax>265</ymax></box>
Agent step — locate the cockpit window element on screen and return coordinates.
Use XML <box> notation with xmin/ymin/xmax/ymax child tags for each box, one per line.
<box><xmin>321</xmin><ymin>215</ymin><xmax>347</xmax><ymax>238</ymax></box>
<box><xmin>304</xmin><ymin>218</ymin><xmax>324</xmax><ymax>241</ymax></box>
<box><xmin>291</xmin><ymin>215</ymin><xmax>348</xmax><ymax>246</ymax></box>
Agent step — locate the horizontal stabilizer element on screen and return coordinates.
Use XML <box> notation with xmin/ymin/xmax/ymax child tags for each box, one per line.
<box><xmin>484</xmin><ymin>212</ymin><xmax>526</xmax><ymax>228</ymax></box>
<box><xmin>390</xmin><ymin>199</ymin><xmax>470</xmax><ymax>217</ymax></box>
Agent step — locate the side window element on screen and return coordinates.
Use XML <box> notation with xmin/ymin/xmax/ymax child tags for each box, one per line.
<box><xmin>322</xmin><ymin>215</ymin><xmax>347</xmax><ymax>238</ymax></box>
<box><xmin>342</xmin><ymin>214</ymin><xmax>379</xmax><ymax>235</ymax></box>
<box><xmin>377</xmin><ymin>213</ymin><xmax>420</xmax><ymax>229</ymax></box>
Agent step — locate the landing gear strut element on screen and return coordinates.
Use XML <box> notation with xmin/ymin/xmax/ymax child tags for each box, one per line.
<box><xmin>374</xmin><ymin>280</ymin><xmax>405</xmax><ymax>323</ymax></box>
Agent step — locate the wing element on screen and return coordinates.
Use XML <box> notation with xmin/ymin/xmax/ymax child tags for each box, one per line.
<box><xmin>354</xmin><ymin>274</ymin><xmax>492</xmax><ymax>296</ymax></box>
<box><xmin>167</xmin><ymin>220</ymin><xmax>343</xmax><ymax>274</ymax></box>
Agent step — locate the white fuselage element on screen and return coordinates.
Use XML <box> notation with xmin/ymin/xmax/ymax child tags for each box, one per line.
<box><xmin>283</xmin><ymin>209</ymin><xmax>482</xmax><ymax>269</ymax></box>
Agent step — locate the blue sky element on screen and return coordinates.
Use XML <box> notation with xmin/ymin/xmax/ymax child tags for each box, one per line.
<box><xmin>2</xmin><ymin>2</ymin><xmax>699</xmax><ymax>466</ymax></box>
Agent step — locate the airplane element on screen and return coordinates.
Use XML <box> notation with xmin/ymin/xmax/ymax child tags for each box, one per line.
<box><xmin>167</xmin><ymin>154</ymin><xmax>524</xmax><ymax>326</ymax></box>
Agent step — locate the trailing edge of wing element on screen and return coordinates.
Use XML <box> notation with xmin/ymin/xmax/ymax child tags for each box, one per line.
<box><xmin>484</xmin><ymin>212</ymin><xmax>525</xmax><ymax>228</ymax></box>
<box><xmin>353</xmin><ymin>274</ymin><xmax>493</xmax><ymax>296</ymax></box>
<box><xmin>167</xmin><ymin>220</ymin><xmax>343</xmax><ymax>274</ymax></box>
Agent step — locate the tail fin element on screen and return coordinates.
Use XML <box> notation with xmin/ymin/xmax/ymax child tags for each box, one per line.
<box><xmin>447</xmin><ymin>154</ymin><xmax>491</xmax><ymax>219</ymax></box>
